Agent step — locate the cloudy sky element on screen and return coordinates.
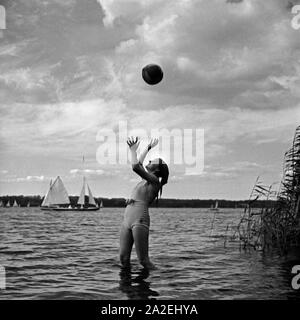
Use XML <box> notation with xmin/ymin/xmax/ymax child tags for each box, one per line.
<box><xmin>0</xmin><ymin>0</ymin><xmax>299</xmax><ymax>199</ymax></box>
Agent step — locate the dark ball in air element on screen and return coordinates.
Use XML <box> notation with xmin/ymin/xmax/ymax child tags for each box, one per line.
<box><xmin>142</xmin><ymin>64</ymin><xmax>164</xmax><ymax>85</ymax></box>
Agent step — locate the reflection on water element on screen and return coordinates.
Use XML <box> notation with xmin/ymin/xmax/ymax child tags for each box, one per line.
<box><xmin>0</xmin><ymin>207</ymin><xmax>299</xmax><ymax>300</ymax></box>
<box><xmin>119</xmin><ymin>267</ymin><xmax>159</xmax><ymax>300</ymax></box>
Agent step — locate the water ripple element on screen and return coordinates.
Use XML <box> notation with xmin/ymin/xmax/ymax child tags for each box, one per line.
<box><xmin>0</xmin><ymin>207</ymin><xmax>299</xmax><ymax>300</ymax></box>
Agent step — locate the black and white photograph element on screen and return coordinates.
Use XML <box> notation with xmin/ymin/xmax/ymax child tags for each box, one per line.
<box><xmin>0</xmin><ymin>0</ymin><xmax>300</xmax><ymax>306</ymax></box>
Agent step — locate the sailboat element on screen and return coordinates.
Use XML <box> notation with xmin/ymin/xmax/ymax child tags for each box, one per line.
<box><xmin>76</xmin><ymin>176</ymin><xmax>100</xmax><ymax>211</ymax></box>
<box><xmin>13</xmin><ymin>199</ymin><xmax>18</xmax><ymax>207</ymax></box>
<box><xmin>0</xmin><ymin>200</ymin><xmax>3</xmax><ymax>207</ymax></box>
<box><xmin>41</xmin><ymin>176</ymin><xmax>100</xmax><ymax>211</ymax></box>
<box><xmin>210</xmin><ymin>200</ymin><xmax>219</xmax><ymax>211</ymax></box>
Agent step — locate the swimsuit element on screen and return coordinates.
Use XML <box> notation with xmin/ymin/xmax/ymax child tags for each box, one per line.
<box><xmin>123</xmin><ymin>199</ymin><xmax>150</xmax><ymax>230</ymax></box>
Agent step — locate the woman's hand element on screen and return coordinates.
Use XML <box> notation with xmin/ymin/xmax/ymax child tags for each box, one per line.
<box><xmin>127</xmin><ymin>136</ymin><xmax>140</xmax><ymax>151</ymax></box>
<box><xmin>148</xmin><ymin>138</ymin><xmax>159</xmax><ymax>151</ymax></box>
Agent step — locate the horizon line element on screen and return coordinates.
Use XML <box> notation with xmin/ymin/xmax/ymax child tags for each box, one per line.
<box><xmin>0</xmin><ymin>195</ymin><xmax>276</xmax><ymax>202</ymax></box>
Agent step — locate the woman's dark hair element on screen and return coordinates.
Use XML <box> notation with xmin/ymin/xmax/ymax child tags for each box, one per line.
<box><xmin>155</xmin><ymin>158</ymin><xmax>169</xmax><ymax>205</ymax></box>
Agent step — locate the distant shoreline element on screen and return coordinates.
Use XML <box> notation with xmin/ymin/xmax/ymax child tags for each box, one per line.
<box><xmin>0</xmin><ymin>195</ymin><xmax>276</xmax><ymax>208</ymax></box>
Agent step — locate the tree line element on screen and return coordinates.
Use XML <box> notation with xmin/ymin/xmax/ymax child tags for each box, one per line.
<box><xmin>0</xmin><ymin>195</ymin><xmax>276</xmax><ymax>208</ymax></box>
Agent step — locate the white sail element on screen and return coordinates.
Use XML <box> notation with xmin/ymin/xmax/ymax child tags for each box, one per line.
<box><xmin>87</xmin><ymin>184</ymin><xmax>96</xmax><ymax>206</ymax></box>
<box><xmin>52</xmin><ymin>176</ymin><xmax>70</xmax><ymax>205</ymax></box>
<box><xmin>13</xmin><ymin>199</ymin><xmax>18</xmax><ymax>207</ymax></box>
<box><xmin>6</xmin><ymin>201</ymin><xmax>10</xmax><ymax>207</ymax></box>
<box><xmin>27</xmin><ymin>201</ymin><xmax>30</xmax><ymax>207</ymax></box>
<box><xmin>41</xmin><ymin>176</ymin><xmax>70</xmax><ymax>206</ymax></box>
<box><xmin>78</xmin><ymin>178</ymin><xmax>86</xmax><ymax>206</ymax></box>
<box><xmin>41</xmin><ymin>179</ymin><xmax>53</xmax><ymax>207</ymax></box>
<box><xmin>210</xmin><ymin>200</ymin><xmax>219</xmax><ymax>211</ymax></box>
<box><xmin>0</xmin><ymin>200</ymin><xmax>3</xmax><ymax>207</ymax></box>
<box><xmin>100</xmin><ymin>200</ymin><xmax>103</xmax><ymax>208</ymax></box>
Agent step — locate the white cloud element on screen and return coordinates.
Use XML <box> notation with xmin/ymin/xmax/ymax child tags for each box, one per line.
<box><xmin>0</xmin><ymin>175</ymin><xmax>45</xmax><ymax>183</ymax></box>
<box><xmin>0</xmin><ymin>0</ymin><xmax>299</xmax><ymax>198</ymax></box>
<box><xmin>70</xmin><ymin>169</ymin><xmax>104</xmax><ymax>175</ymax></box>
<box><xmin>70</xmin><ymin>168</ymin><xmax>119</xmax><ymax>177</ymax></box>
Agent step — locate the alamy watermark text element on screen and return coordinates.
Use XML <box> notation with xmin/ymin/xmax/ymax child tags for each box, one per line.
<box><xmin>96</xmin><ymin>121</ymin><xmax>204</xmax><ymax>175</ymax></box>
<box><xmin>0</xmin><ymin>5</ymin><xmax>6</xmax><ymax>30</ymax></box>
<box><xmin>0</xmin><ymin>265</ymin><xmax>5</xmax><ymax>290</ymax></box>
<box><xmin>291</xmin><ymin>5</ymin><xmax>300</xmax><ymax>30</ymax></box>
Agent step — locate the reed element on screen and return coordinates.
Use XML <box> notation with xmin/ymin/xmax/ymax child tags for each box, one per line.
<box><xmin>232</xmin><ymin>125</ymin><xmax>300</xmax><ymax>254</ymax></box>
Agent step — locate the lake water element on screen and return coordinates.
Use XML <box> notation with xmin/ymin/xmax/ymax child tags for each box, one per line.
<box><xmin>0</xmin><ymin>207</ymin><xmax>299</xmax><ymax>300</ymax></box>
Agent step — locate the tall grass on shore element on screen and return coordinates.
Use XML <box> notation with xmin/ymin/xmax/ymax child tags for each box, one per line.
<box><xmin>231</xmin><ymin>125</ymin><xmax>300</xmax><ymax>254</ymax></box>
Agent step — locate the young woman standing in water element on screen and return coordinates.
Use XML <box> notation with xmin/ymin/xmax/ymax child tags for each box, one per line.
<box><xmin>119</xmin><ymin>137</ymin><xmax>169</xmax><ymax>270</ymax></box>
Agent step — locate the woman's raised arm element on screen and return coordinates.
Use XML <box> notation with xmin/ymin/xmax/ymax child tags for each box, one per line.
<box><xmin>138</xmin><ymin>138</ymin><xmax>159</xmax><ymax>164</ymax></box>
<box><xmin>127</xmin><ymin>137</ymin><xmax>159</xmax><ymax>184</ymax></box>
